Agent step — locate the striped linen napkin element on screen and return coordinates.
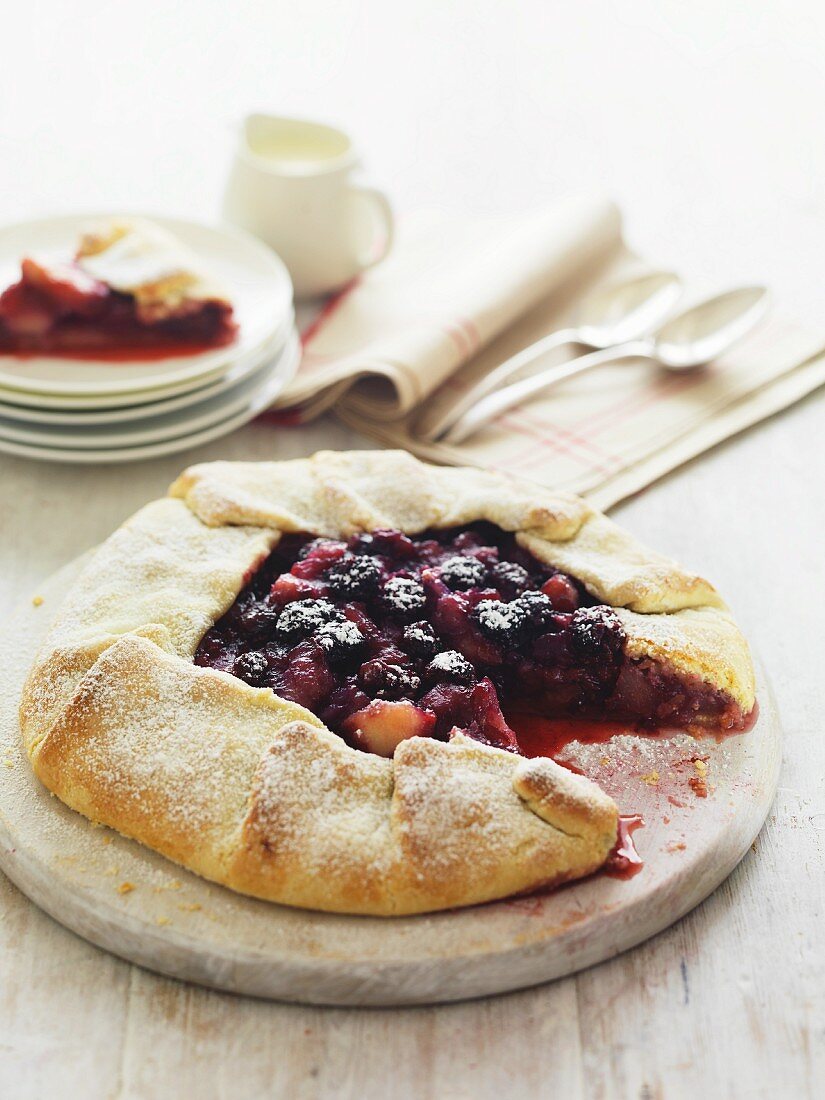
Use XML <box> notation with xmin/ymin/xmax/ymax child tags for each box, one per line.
<box><xmin>272</xmin><ymin>196</ymin><xmax>825</xmax><ymax>509</ymax></box>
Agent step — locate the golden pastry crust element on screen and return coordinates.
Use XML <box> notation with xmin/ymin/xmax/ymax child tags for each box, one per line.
<box><xmin>76</xmin><ymin>218</ymin><xmax>232</xmax><ymax>323</ymax></box>
<box><xmin>21</xmin><ymin>450</ymin><xmax>756</xmax><ymax>916</ymax></box>
<box><xmin>27</xmin><ymin>633</ymin><xmax>616</xmax><ymax>916</ymax></box>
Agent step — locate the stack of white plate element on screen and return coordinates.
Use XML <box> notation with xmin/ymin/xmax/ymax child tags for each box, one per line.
<box><xmin>0</xmin><ymin>215</ymin><xmax>300</xmax><ymax>464</ymax></box>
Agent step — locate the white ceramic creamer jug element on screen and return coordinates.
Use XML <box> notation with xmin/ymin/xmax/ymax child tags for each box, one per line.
<box><xmin>222</xmin><ymin>114</ymin><xmax>394</xmax><ymax>299</ymax></box>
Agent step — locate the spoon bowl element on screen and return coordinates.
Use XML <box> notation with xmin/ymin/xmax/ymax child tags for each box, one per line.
<box><xmin>576</xmin><ymin>270</ymin><xmax>684</xmax><ymax>348</ymax></box>
<box><xmin>441</xmin><ymin>284</ymin><xmax>771</xmax><ymax>446</ymax></box>
<box><xmin>653</xmin><ymin>286</ymin><xmax>770</xmax><ymax>370</ymax></box>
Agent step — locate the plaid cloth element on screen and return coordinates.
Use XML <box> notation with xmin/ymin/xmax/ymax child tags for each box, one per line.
<box><xmin>272</xmin><ymin>197</ymin><xmax>825</xmax><ymax>509</ymax></box>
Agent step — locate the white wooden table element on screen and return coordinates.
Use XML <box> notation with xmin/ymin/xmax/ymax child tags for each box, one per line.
<box><xmin>2</xmin><ymin>3</ymin><xmax>824</xmax><ymax>1096</ymax></box>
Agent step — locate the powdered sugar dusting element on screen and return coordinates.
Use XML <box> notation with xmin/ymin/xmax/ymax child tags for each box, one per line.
<box><xmin>426</xmin><ymin>650</ymin><xmax>474</xmax><ymax>682</ymax></box>
<box><xmin>43</xmin><ymin>636</ymin><xmax>323</xmax><ymax>849</ymax></box>
<box><xmin>18</xmin><ymin>450</ymin><xmax>755</xmax><ymax>915</ymax></box>
<box><xmin>42</xmin><ymin>498</ymin><xmax>277</xmax><ymax>658</ymax></box>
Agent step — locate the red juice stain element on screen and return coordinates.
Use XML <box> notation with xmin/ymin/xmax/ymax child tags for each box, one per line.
<box><xmin>507</xmin><ymin>714</ymin><xmax>646</xmax><ymax>880</ymax></box>
<box><xmin>740</xmin><ymin>699</ymin><xmax>759</xmax><ymax>732</ymax></box>
<box><xmin>507</xmin><ymin>713</ymin><xmax>639</xmax><ymax>761</ymax></box>
<box><xmin>604</xmin><ymin>815</ymin><xmax>645</xmax><ymax>878</ymax></box>
<box><xmin>4</xmin><ymin>338</ymin><xmax>230</xmax><ymax>363</ymax></box>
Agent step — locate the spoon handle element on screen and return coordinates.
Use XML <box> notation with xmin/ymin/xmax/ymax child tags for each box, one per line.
<box><xmin>422</xmin><ymin>327</ymin><xmax>583</xmax><ymax>442</ymax></box>
<box><xmin>441</xmin><ymin>340</ymin><xmax>652</xmax><ymax>446</ymax></box>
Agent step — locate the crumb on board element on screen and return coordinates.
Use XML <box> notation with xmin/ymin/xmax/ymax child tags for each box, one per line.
<box><xmin>32</xmin><ymin>595</ymin><xmax>44</xmax><ymax>607</ymax></box>
<box><xmin>3</xmin><ymin>758</ymin><xmax>14</xmax><ymax>769</ymax></box>
<box><xmin>178</xmin><ymin>902</ymin><xmax>202</xmax><ymax>913</ymax></box>
<box><xmin>666</xmin><ymin>840</ymin><xmax>687</xmax><ymax>852</ymax></box>
<box><xmin>688</xmin><ymin>776</ymin><xmax>708</xmax><ymax>798</ymax></box>
<box><xmin>640</xmin><ymin>770</ymin><xmax>660</xmax><ymax>786</ymax></box>
<box><xmin>53</xmin><ymin>854</ymin><xmax>79</xmax><ymax>866</ymax></box>
<box><xmin>156</xmin><ymin>916</ymin><xmax>172</xmax><ymax>927</ymax></box>
<box><xmin>117</xmin><ymin>881</ymin><xmax>135</xmax><ymax>895</ymax></box>
<box><xmin>153</xmin><ymin>879</ymin><xmax>182</xmax><ymax>893</ymax></box>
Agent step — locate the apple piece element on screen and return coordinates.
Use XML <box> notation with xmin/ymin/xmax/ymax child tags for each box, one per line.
<box><xmin>270</xmin><ymin>572</ymin><xmax>324</xmax><ymax>604</ymax></box>
<box><xmin>541</xmin><ymin>573</ymin><xmax>579</xmax><ymax>612</ymax></box>
<box><xmin>468</xmin><ymin>678</ymin><xmax>518</xmax><ymax>751</ymax></box>
<box><xmin>280</xmin><ymin>639</ymin><xmax>335</xmax><ymax>712</ymax></box>
<box><xmin>343</xmin><ymin>699</ymin><xmax>436</xmax><ymax>757</ymax></box>
<box><xmin>290</xmin><ymin>539</ymin><xmax>346</xmax><ymax>579</ymax></box>
<box><xmin>21</xmin><ymin>256</ymin><xmax>108</xmax><ymax>316</ymax></box>
<box><xmin>0</xmin><ymin>281</ymin><xmax>57</xmax><ymax>336</ymax></box>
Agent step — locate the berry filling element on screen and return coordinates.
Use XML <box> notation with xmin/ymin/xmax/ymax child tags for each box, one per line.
<box><xmin>195</xmin><ymin>525</ymin><xmax>752</xmax><ymax>758</ymax></box>
<box><xmin>0</xmin><ymin>254</ymin><xmax>235</xmax><ymax>360</ymax></box>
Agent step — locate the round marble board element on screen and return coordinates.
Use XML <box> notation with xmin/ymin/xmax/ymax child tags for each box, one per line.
<box><xmin>0</xmin><ymin>553</ymin><xmax>780</xmax><ymax>1006</ymax></box>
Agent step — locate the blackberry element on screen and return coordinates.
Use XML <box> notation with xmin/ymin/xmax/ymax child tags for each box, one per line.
<box><xmin>439</xmin><ymin>555</ymin><xmax>488</xmax><ymax>590</ymax></box>
<box><xmin>570</xmin><ymin>606</ymin><xmax>625</xmax><ymax>660</ymax></box>
<box><xmin>425</xmin><ymin>650</ymin><xmax>476</xmax><ymax>685</ymax></box>
<box><xmin>316</xmin><ymin>620</ymin><xmax>365</xmax><ymax>663</ymax></box>
<box><xmin>490</xmin><ymin>560</ymin><xmax>530</xmax><ymax>595</ymax></box>
<box><xmin>236</xmin><ymin>603</ymin><xmax>280</xmax><ymax>639</ymax></box>
<box><xmin>380</xmin><ymin>576</ymin><xmax>427</xmax><ymax>619</ymax></box>
<box><xmin>402</xmin><ymin>621</ymin><xmax>440</xmax><ymax>658</ymax></box>
<box><xmin>325</xmin><ymin>554</ymin><xmax>382</xmax><ymax>598</ymax></box>
<box><xmin>515</xmin><ymin>590</ymin><xmax>555</xmax><ymax>633</ymax></box>
<box><xmin>233</xmin><ymin>651</ymin><xmax>269</xmax><ymax>686</ymax></box>
<box><xmin>275</xmin><ymin>598</ymin><xmax>343</xmax><ymax>642</ymax></box>
<box><xmin>263</xmin><ymin>641</ymin><xmax>291</xmax><ymax>665</ymax></box>
<box><xmin>358</xmin><ymin>659</ymin><xmax>421</xmax><ymax>700</ymax></box>
<box><xmin>474</xmin><ymin>598</ymin><xmax>527</xmax><ymax>645</ymax></box>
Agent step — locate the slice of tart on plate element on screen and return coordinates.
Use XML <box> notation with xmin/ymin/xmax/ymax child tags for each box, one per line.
<box><xmin>0</xmin><ymin>218</ymin><xmax>236</xmax><ymax>360</ymax></box>
<box><xmin>20</xmin><ymin>451</ymin><xmax>756</xmax><ymax>916</ymax></box>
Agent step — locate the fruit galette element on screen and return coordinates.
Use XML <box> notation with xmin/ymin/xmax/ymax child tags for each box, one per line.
<box><xmin>0</xmin><ymin>219</ymin><xmax>236</xmax><ymax>358</ymax></box>
<box><xmin>20</xmin><ymin>451</ymin><xmax>755</xmax><ymax>915</ymax></box>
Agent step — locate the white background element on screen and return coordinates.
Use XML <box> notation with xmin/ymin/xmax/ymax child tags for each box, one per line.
<box><xmin>1</xmin><ymin>3</ymin><xmax>824</xmax><ymax>1098</ymax></box>
<box><xmin>4</xmin><ymin>1</ymin><xmax>825</xmax><ymax>316</ymax></box>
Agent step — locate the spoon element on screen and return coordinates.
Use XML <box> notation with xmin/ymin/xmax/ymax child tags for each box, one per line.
<box><xmin>423</xmin><ymin>271</ymin><xmax>683</xmax><ymax>441</ymax></box>
<box><xmin>441</xmin><ymin>285</ymin><xmax>770</xmax><ymax>446</ymax></box>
